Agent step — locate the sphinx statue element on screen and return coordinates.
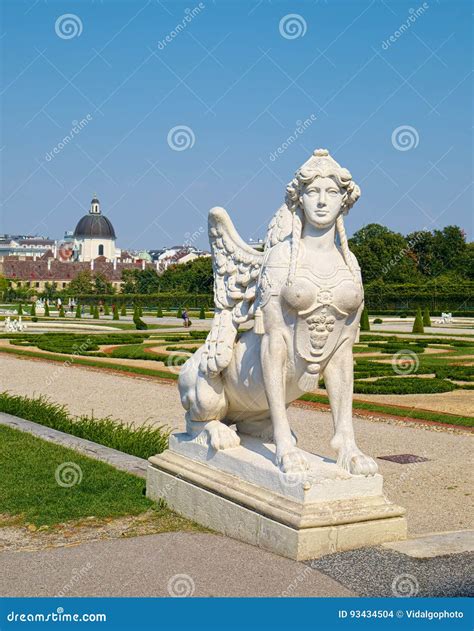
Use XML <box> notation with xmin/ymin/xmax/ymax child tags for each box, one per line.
<box><xmin>178</xmin><ymin>149</ymin><xmax>378</xmax><ymax>477</ymax></box>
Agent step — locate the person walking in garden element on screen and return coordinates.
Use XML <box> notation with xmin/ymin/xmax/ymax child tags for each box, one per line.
<box><xmin>181</xmin><ymin>308</ymin><xmax>190</xmax><ymax>328</ymax></box>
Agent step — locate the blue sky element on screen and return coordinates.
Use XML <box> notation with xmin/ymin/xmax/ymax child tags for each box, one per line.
<box><xmin>1</xmin><ymin>0</ymin><xmax>472</xmax><ymax>251</ymax></box>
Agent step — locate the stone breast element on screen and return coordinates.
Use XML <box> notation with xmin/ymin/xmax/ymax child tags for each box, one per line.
<box><xmin>281</xmin><ymin>270</ymin><xmax>363</xmax><ymax>317</ymax></box>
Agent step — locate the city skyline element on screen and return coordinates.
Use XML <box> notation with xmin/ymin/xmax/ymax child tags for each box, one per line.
<box><xmin>1</xmin><ymin>0</ymin><xmax>472</xmax><ymax>251</ymax></box>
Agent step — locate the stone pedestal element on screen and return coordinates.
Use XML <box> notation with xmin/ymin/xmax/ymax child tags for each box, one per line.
<box><xmin>147</xmin><ymin>433</ymin><xmax>407</xmax><ymax>561</ymax></box>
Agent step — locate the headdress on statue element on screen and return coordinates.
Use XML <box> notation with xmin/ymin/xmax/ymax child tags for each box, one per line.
<box><xmin>286</xmin><ymin>148</ymin><xmax>360</xmax><ymax>215</ymax></box>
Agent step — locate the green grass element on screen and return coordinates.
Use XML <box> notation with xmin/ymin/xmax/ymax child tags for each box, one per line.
<box><xmin>300</xmin><ymin>393</ymin><xmax>474</xmax><ymax>427</ymax></box>
<box><xmin>109</xmin><ymin>344</ymin><xmax>188</xmax><ymax>364</ymax></box>
<box><xmin>0</xmin><ymin>346</ymin><xmax>179</xmax><ymax>380</ymax></box>
<box><xmin>0</xmin><ymin>424</ymin><xmax>154</xmax><ymax>526</ymax></box>
<box><xmin>5</xmin><ymin>332</ymin><xmax>151</xmax><ymax>354</ymax></box>
<box><xmin>0</xmin><ymin>392</ymin><xmax>170</xmax><ymax>458</ymax></box>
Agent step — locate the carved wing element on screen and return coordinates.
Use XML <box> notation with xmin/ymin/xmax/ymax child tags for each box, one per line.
<box><xmin>200</xmin><ymin>207</ymin><xmax>264</xmax><ymax>375</ymax></box>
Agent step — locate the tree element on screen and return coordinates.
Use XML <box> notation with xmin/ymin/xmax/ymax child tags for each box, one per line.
<box><xmin>93</xmin><ymin>305</ymin><xmax>100</xmax><ymax>319</ymax></box>
<box><xmin>405</xmin><ymin>230</ymin><xmax>435</xmax><ymax>277</ymax></box>
<box><xmin>423</xmin><ymin>307</ymin><xmax>431</xmax><ymax>327</ymax></box>
<box><xmin>120</xmin><ymin>303</ymin><xmax>127</xmax><ymax>316</ymax></box>
<box><xmin>75</xmin><ymin>304</ymin><xmax>81</xmax><ymax>318</ymax></box>
<box><xmin>44</xmin><ymin>302</ymin><xmax>50</xmax><ymax>317</ymax></box>
<box><xmin>156</xmin><ymin>305</ymin><xmax>163</xmax><ymax>318</ymax></box>
<box><xmin>104</xmin><ymin>303</ymin><xmax>110</xmax><ymax>316</ymax></box>
<box><xmin>360</xmin><ymin>307</ymin><xmax>370</xmax><ymax>331</ymax></box>
<box><xmin>30</xmin><ymin>302</ymin><xmax>36</xmax><ymax>317</ymax></box>
<box><xmin>159</xmin><ymin>257</ymin><xmax>213</xmax><ymax>293</ymax></box>
<box><xmin>94</xmin><ymin>273</ymin><xmax>114</xmax><ymax>295</ymax></box>
<box><xmin>17</xmin><ymin>303</ymin><xmax>23</xmax><ymax>315</ymax></box>
<box><xmin>43</xmin><ymin>282</ymin><xmax>58</xmax><ymax>301</ymax></box>
<box><xmin>113</xmin><ymin>304</ymin><xmax>119</xmax><ymax>320</ymax></box>
<box><xmin>121</xmin><ymin>269</ymin><xmax>139</xmax><ymax>294</ymax></box>
<box><xmin>199</xmin><ymin>305</ymin><xmax>206</xmax><ymax>319</ymax></box>
<box><xmin>89</xmin><ymin>304</ymin><xmax>94</xmax><ymax>315</ymax></box>
<box><xmin>0</xmin><ymin>275</ymin><xmax>8</xmax><ymax>301</ymax></box>
<box><xmin>59</xmin><ymin>305</ymin><xmax>65</xmax><ymax>318</ymax></box>
<box><xmin>68</xmin><ymin>270</ymin><xmax>94</xmax><ymax>294</ymax></box>
<box><xmin>349</xmin><ymin>224</ymin><xmax>418</xmax><ymax>284</ymax></box>
<box><xmin>412</xmin><ymin>307</ymin><xmax>424</xmax><ymax>334</ymax></box>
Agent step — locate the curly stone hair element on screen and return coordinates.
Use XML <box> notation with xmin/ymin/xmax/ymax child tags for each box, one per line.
<box><xmin>285</xmin><ymin>149</ymin><xmax>361</xmax><ymax>285</ymax></box>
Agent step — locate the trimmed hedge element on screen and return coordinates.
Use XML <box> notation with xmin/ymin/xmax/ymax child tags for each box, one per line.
<box><xmin>353</xmin><ymin>377</ymin><xmax>457</xmax><ymax>395</ymax></box>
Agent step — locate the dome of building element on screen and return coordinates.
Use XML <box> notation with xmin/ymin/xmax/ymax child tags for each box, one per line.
<box><xmin>73</xmin><ymin>197</ymin><xmax>116</xmax><ymax>239</ymax></box>
<box><xmin>73</xmin><ymin>214</ymin><xmax>116</xmax><ymax>239</ymax></box>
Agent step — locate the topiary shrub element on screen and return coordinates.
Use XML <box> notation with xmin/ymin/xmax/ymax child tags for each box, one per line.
<box><xmin>156</xmin><ymin>306</ymin><xmax>163</xmax><ymax>318</ymax></box>
<box><xmin>93</xmin><ymin>305</ymin><xmax>100</xmax><ymax>319</ymax></box>
<box><xmin>373</xmin><ymin>318</ymin><xmax>383</xmax><ymax>324</ymax></box>
<box><xmin>412</xmin><ymin>307</ymin><xmax>424</xmax><ymax>334</ymax></box>
<box><xmin>360</xmin><ymin>307</ymin><xmax>370</xmax><ymax>331</ymax></box>
<box><xmin>30</xmin><ymin>302</ymin><xmax>36</xmax><ymax>317</ymax></box>
<box><xmin>59</xmin><ymin>306</ymin><xmax>65</xmax><ymax>318</ymax></box>
<box><xmin>104</xmin><ymin>304</ymin><xmax>110</xmax><ymax>316</ymax></box>
<box><xmin>44</xmin><ymin>302</ymin><xmax>50</xmax><ymax>317</ymax></box>
<box><xmin>17</xmin><ymin>303</ymin><xmax>23</xmax><ymax>315</ymax></box>
<box><xmin>121</xmin><ymin>303</ymin><xmax>126</xmax><ymax>316</ymax></box>
<box><xmin>423</xmin><ymin>307</ymin><xmax>431</xmax><ymax>327</ymax></box>
<box><xmin>89</xmin><ymin>304</ymin><xmax>94</xmax><ymax>315</ymax></box>
<box><xmin>75</xmin><ymin>304</ymin><xmax>81</xmax><ymax>319</ymax></box>
<box><xmin>31</xmin><ymin>316</ymin><xmax>38</xmax><ymax>323</ymax></box>
<box><xmin>199</xmin><ymin>306</ymin><xmax>206</xmax><ymax>319</ymax></box>
<box><xmin>113</xmin><ymin>304</ymin><xmax>119</xmax><ymax>320</ymax></box>
<box><xmin>133</xmin><ymin>313</ymin><xmax>148</xmax><ymax>330</ymax></box>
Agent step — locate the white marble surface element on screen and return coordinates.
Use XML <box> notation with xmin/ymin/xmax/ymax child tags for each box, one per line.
<box><xmin>169</xmin><ymin>432</ymin><xmax>383</xmax><ymax>503</ymax></box>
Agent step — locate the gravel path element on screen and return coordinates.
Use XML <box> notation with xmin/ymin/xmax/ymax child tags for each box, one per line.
<box><xmin>1</xmin><ymin>354</ymin><xmax>472</xmax><ymax>536</ymax></box>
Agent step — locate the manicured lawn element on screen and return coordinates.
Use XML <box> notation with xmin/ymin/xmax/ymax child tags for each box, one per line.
<box><xmin>0</xmin><ymin>425</ymin><xmax>154</xmax><ymax>526</ymax></box>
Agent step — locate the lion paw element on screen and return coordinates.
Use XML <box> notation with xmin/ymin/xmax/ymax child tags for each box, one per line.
<box><xmin>277</xmin><ymin>448</ymin><xmax>309</xmax><ymax>474</ymax></box>
<box><xmin>338</xmin><ymin>449</ymin><xmax>378</xmax><ymax>476</ymax></box>
<box><xmin>206</xmin><ymin>421</ymin><xmax>240</xmax><ymax>450</ymax></box>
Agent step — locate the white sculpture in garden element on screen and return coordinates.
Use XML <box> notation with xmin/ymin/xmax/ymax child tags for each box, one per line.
<box><xmin>179</xmin><ymin>149</ymin><xmax>378</xmax><ymax>477</ymax></box>
<box><xmin>4</xmin><ymin>316</ymin><xmax>27</xmax><ymax>332</ymax></box>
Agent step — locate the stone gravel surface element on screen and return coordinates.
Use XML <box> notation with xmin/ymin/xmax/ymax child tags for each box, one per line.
<box><xmin>1</xmin><ymin>354</ymin><xmax>472</xmax><ymax>535</ymax></box>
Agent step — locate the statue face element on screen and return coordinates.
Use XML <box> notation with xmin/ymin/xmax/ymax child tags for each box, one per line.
<box><xmin>300</xmin><ymin>176</ymin><xmax>343</xmax><ymax>229</ymax></box>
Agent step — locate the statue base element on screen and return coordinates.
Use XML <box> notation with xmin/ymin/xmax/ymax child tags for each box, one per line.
<box><xmin>146</xmin><ymin>433</ymin><xmax>407</xmax><ymax>561</ymax></box>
